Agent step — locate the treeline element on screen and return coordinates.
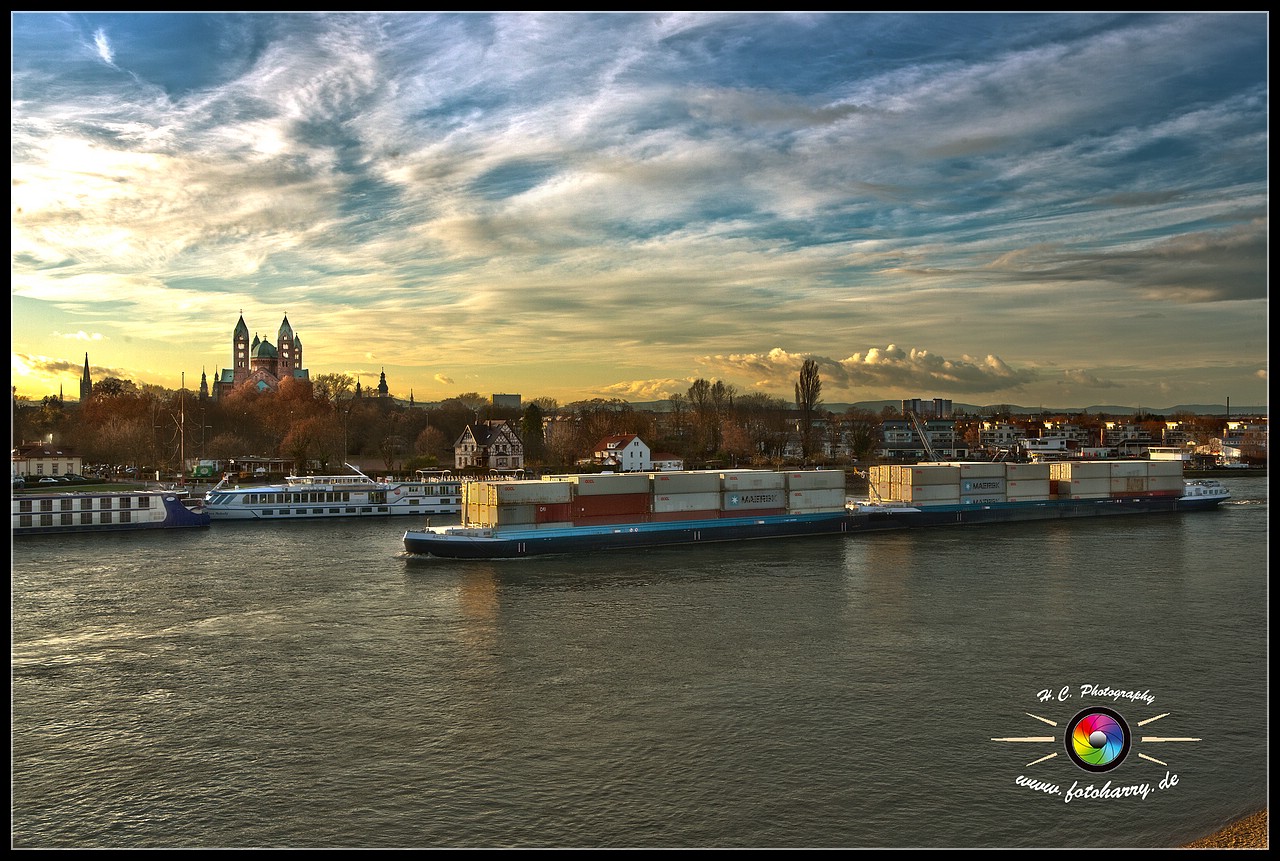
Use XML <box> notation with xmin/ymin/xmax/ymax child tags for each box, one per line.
<box><xmin>11</xmin><ymin>368</ymin><xmax>870</xmax><ymax>474</ymax></box>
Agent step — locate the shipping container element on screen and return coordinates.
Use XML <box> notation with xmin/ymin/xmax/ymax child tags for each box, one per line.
<box><xmin>1110</xmin><ymin>477</ymin><xmax>1149</xmax><ymax>494</ymax></box>
<box><xmin>721</xmin><ymin>471</ymin><xmax>786</xmax><ymax>491</ymax></box>
<box><xmin>1148</xmin><ymin>476</ymin><xmax>1185</xmax><ymax>493</ymax></box>
<box><xmin>783</xmin><ymin>470</ymin><xmax>846</xmax><ymax>491</ymax></box>
<box><xmin>571</xmin><ymin>513</ymin><xmax>652</xmax><ymax>527</ymax></box>
<box><xmin>903</xmin><ymin>465</ymin><xmax>961</xmax><ymax>485</ymax></box>
<box><xmin>961</xmin><ymin>495</ymin><xmax>1007</xmax><ymax>505</ymax></box>
<box><xmin>572</xmin><ymin>492</ymin><xmax>651</xmax><ymax>518</ymax></box>
<box><xmin>1147</xmin><ymin>461</ymin><xmax>1184</xmax><ymax>477</ymax></box>
<box><xmin>648</xmin><ymin>471</ymin><xmax>722</xmax><ymax>493</ymax></box>
<box><xmin>485</xmin><ymin>480</ymin><xmax>574</xmax><ymax>505</ymax></box>
<box><xmin>1108</xmin><ymin>461</ymin><xmax>1149</xmax><ymax>478</ymax></box>
<box><xmin>1007</xmin><ymin>479</ymin><xmax>1052</xmax><ymax>496</ymax></box>
<box><xmin>787</xmin><ymin>488</ymin><xmax>846</xmax><ymax>510</ymax></box>
<box><xmin>1005</xmin><ymin>463</ymin><xmax>1051</xmax><ymax>480</ymax></box>
<box><xmin>898</xmin><ymin>485</ymin><xmax>962</xmax><ymax>502</ymax></box>
<box><xmin>652</xmin><ymin>491</ymin><xmax>723</xmax><ymax>513</ymax></box>
<box><xmin>534</xmin><ymin>502</ymin><xmax>573</xmax><ymax>523</ymax></box>
<box><xmin>570</xmin><ymin>473</ymin><xmax>652</xmax><ymax>496</ymax></box>
<box><xmin>1050</xmin><ymin>462</ymin><xmax>1111</xmax><ymax>480</ymax></box>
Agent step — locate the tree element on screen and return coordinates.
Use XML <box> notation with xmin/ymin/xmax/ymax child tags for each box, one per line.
<box><xmin>520</xmin><ymin>402</ymin><xmax>546</xmax><ymax>464</ymax></box>
<box><xmin>795</xmin><ymin>358</ymin><xmax>822</xmax><ymax>459</ymax></box>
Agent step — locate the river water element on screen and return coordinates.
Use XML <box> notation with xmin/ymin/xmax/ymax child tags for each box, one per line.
<box><xmin>11</xmin><ymin>476</ymin><xmax>1268</xmax><ymax>848</ymax></box>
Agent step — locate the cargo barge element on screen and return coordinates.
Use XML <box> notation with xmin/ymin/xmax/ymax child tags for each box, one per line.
<box><xmin>401</xmin><ymin>463</ymin><xmax>1230</xmax><ymax>559</ymax></box>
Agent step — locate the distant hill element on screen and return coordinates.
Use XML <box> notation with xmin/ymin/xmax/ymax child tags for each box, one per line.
<box><xmin>621</xmin><ymin>400</ymin><xmax>1266</xmax><ymax>417</ymax></box>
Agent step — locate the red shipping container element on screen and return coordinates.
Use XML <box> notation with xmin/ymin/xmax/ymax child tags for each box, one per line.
<box><xmin>535</xmin><ymin>502</ymin><xmax>572</xmax><ymax>523</ymax></box>
<box><xmin>572</xmin><ymin>492</ymin><xmax>650</xmax><ymax>518</ymax></box>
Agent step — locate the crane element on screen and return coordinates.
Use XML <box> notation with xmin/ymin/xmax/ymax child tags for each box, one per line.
<box><xmin>907</xmin><ymin>410</ymin><xmax>939</xmax><ymax>462</ymax></box>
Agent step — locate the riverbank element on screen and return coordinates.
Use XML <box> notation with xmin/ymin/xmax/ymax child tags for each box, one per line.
<box><xmin>1182</xmin><ymin>809</ymin><xmax>1268</xmax><ymax>848</ymax></box>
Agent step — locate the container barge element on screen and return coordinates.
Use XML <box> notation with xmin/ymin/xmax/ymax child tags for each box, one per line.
<box><xmin>401</xmin><ymin>462</ymin><xmax>1230</xmax><ymax>559</ymax></box>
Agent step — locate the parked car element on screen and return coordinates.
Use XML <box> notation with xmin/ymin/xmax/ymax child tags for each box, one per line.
<box><xmin>38</xmin><ymin>476</ymin><xmax>59</xmax><ymax>484</ymax></box>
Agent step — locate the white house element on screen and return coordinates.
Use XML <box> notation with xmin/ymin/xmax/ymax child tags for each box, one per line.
<box><xmin>592</xmin><ymin>434</ymin><xmax>652</xmax><ymax>472</ymax></box>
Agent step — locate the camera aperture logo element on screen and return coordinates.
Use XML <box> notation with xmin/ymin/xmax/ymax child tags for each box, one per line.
<box><xmin>991</xmin><ymin>685</ymin><xmax>1201</xmax><ymax>803</ymax></box>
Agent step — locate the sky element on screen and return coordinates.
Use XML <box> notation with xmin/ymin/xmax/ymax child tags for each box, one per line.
<box><xmin>11</xmin><ymin>12</ymin><xmax>1270</xmax><ymax>410</ymax></box>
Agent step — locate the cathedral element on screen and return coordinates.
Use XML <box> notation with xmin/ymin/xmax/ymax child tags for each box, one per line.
<box><xmin>212</xmin><ymin>314</ymin><xmax>310</xmax><ymax>400</ymax></box>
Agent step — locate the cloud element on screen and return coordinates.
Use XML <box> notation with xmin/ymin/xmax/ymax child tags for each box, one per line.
<box><xmin>1059</xmin><ymin>369</ymin><xmax>1120</xmax><ymax>389</ymax></box>
<box><xmin>702</xmin><ymin>345</ymin><xmax>1038</xmax><ymax>395</ymax></box>
<box><xmin>594</xmin><ymin>378</ymin><xmax>688</xmax><ymax>401</ymax></box>
<box><xmin>434</xmin><ymin>373</ymin><xmax>455</xmax><ymax>386</ymax></box>
<box><xmin>93</xmin><ymin>29</ymin><xmax>113</xmax><ymax>65</ymax></box>
<box><xmin>56</xmin><ymin>331</ymin><xmax>105</xmax><ymax>342</ymax></box>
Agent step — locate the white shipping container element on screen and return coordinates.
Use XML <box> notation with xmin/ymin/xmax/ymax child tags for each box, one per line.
<box><xmin>1108</xmin><ymin>461</ymin><xmax>1149</xmax><ymax>478</ymax></box>
<box><xmin>1147</xmin><ymin>461</ymin><xmax>1184</xmax><ymax>477</ymax></box>
<box><xmin>721</xmin><ymin>471</ymin><xmax>786</xmax><ymax>491</ymax></box>
<box><xmin>961</xmin><ymin>495</ymin><xmax>1007</xmax><ymax>505</ymax></box>
<box><xmin>1110</xmin><ymin>477</ymin><xmax>1149</xmax><ymax>494</ymax></box>
<box><xmin>652</xmin><ymin>491</ymin><xmax>723</xmax><ymax>513</ymax></box>
<box><xmin>488</xmin><ymin>480</ymin><xmax>574</xmax><ymax>505</ymax></box>
<box><xmin>900</xmin><ymin>484</ymin><xmax>962</xmax><ymax>502</ymax></box>
<box><xmin>1149</xmin><ymin>476</ymin><xmax>1186</xmax><ymax>492</ymax></box>
<box><xmin>1007</xmin><ymin>480</ymin><xmax>1052</xmax><ymax>495</ymax></box>
<box><xmin>571</xmin><ymin>473</ymin><xmax>652</xmax><ymax>496</ymax></box>
<box><xmin>1005</xmin><ymin>463</ymin><xmax>1051</xmax><ymax>480</ymax></box>
<box><xmin>784</xmin><ymin>470</ymin><xmax>846</xmax><ymax>491</ymax></box>
<box><xmin>1059</xmin><ymin>478</ymin><xmax>1111</xmax><ymax>494</ymax></box>
<box><xmin>648</xmin><ymin>471</ymin><xmax>722</xmax><ymax>493</ymax></box>
<box><xmin>904</xmin><ymin>465</ymin><xmax>961</xmax><ymax>486</ymax></box>
<box><xmin>788</xmin><ymin>488</ymin><xmax>846</xmax><ymax>509</ymax></box>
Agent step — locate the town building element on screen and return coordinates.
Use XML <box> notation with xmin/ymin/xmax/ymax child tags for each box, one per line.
<box><xmin>453</xmin><ymin>420</ymin><xmax>524</xmax><ymax>473</ymax></box>
<box><xmin>13</xmin><ymin>443</ymin><xmax>84</xmax><ymax>478</ymax></box>
<box><xmin>212</xmin><ymin>313</ymin><xmax>309</xmax><ymax>399</ymax></box>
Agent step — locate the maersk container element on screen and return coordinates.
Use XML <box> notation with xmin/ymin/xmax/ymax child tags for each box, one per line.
<box><xmin>653</xmin><ymin>491</ymin><xmax>722</xmax><ymax>513</ymax></box>
<box><xmin>787</xmin><ymin>488</ymin><xmax>846</xmax><ymax>510</ymax></box>
<box><xmin>571</xmin><ymin>473</ymin><xmax>652</xmax><ymax>496</ymax></box>
<box><xmin>783</xmin><ymin>470</ymin><xmax>846</xmax><ymax>491</ymax></box>
<box><xmin>722</xmin><ymin>489</ymin><xmax>787</xmax><ymax>511</ymax></box>
<box><xmin>960</xmin><ymin>477</ymin><xmax>1006</xmax><ymax>494</ymax></box>
<box><xmin>649</xmin><ymin>471</ymin><xmax>722</xmax><ymax>494</ymax></box>
<box><xmin>961</xmin><ymin>495</ymin><xmax>1007</xmax><ymax>505</ymax></box>
<box><xmin>721</xmin><ymin>471</ymin><xmax>786</xmax><ymax>491</ymax></box>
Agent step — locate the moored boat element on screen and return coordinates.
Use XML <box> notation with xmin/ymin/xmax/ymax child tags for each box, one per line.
<box><xmin>204</xmin><ymin>464</ymin><xmax>462</xmax><ymax>521</ymax></box>
<box><xmin>13</xmin><ymin>488</ymin><xmax>211</xmax><ymax>535</ymax></box>
<box><xmin>402</xmin><ymin>464</ymin><xmax>1232</xmax><ymax>559</ymax></box>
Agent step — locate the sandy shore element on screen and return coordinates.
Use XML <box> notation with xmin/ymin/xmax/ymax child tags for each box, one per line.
<box><xmin>1181</xmin><ymin>809</ymin><xmax>1268</xmax><ymax>849</ymax></box>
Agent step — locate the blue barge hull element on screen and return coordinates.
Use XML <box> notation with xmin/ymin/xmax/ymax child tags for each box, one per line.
<box><xmin>403</xmin><ymin>488</ymin><xmax>1227</xmax><ymax>559</ymax></box>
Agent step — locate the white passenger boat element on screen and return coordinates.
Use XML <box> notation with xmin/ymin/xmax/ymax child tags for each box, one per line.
<box><xmin>204</xmin><ymin>464</ymin><xmax>462</xmax><ymax>521</ymax></box>
<box><xmin>13</xmin><ymin>489</ymin><xmax>211</xmax><ymax>535</ymax></box>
